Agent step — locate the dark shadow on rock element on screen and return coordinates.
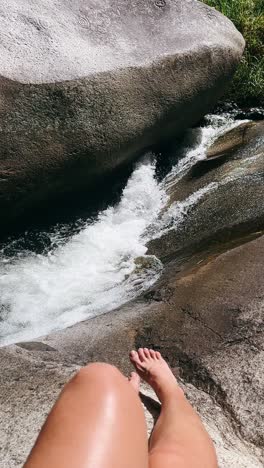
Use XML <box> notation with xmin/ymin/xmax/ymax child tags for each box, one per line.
<box><xmin>188</xmin><ymin>156</ymin><xmax>229</xmax><ymax>179</ymax></box>
<box><xmin>16</xmin><ymin>341</ymin><xmax>56</xmax><ymax>352</ymax></box>
<box><xmin>0</xmin><ymin>156</ymin><xmax>138</xmax><ymax>252</ymax></box>
<box><xmin>139</xmin><ymin>391</ymin><xmax>161</xmax><ymax>425</ymax></box>
<box><xmin>155</xmin><ymin>126</ymin><xmax>204</xmax><ymax>181</ymax></box>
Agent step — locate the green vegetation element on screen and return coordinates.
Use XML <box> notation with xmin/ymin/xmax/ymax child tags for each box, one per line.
<box><xmin>202</xmin><ymin>0</ymin><xmax>264</xmax><ymax>106</ymax></box>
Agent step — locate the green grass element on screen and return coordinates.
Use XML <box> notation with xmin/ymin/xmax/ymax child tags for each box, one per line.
<box><xmin>202</xmin><ymin>0</ymin><xmax>264</xmax><ymax>106</ymax></box>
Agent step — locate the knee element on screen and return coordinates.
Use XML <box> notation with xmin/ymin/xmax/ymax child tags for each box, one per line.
<box><xmin>72</xmin><ymin>362</ymin><xmax>123</xmax><ymax>387</ymax></box>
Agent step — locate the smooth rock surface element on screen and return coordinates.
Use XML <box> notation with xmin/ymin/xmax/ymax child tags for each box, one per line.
<box><xmin>206</xmin><ymin>121</ymin><xmax>251</xmax><ymax>159</ymax></box>
<box><xmin>0</xmin><ymin>0</ymin><xmax>244</xmax><ymax>234</ymax></box>
<box><xmin>0</xmin><ymin>0</ymin><xmax>244</xmax><ymax>83</ymax></box>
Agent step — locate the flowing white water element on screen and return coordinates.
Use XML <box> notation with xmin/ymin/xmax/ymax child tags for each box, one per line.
<box><xmin>0</xmin><ymin>114</ymin><xmax>245</xmax><ymax>346</ymax></box>
<box><xmin>151</xmin><ymin>182</ymin><xmax>219</xmax><ymax>240</ymax></box>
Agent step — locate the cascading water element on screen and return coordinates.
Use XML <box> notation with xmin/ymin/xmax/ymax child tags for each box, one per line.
<box><xmin>0</xmin><ymin>114</ymin><xmax>245</xmax><ymax>346</ymax></box>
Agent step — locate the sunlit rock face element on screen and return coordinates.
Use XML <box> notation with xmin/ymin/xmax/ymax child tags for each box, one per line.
<box><xmin>0</xmin><ymin>0</ymin><xmax>245</xmax><ymax>82</ymax></box>
<box><xmin>0</xmin><ymin>0</ymin><xmax>244</xmax><ymax>233</ymax></box>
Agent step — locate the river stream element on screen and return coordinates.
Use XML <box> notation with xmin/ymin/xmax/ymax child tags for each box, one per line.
<box><xmin>0</xmin><ymin>113</ymin><xmax>245</xmax><ymax>346</ymax></box>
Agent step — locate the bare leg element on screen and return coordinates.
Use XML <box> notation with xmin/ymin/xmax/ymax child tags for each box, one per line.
<box><xmin>24</xmin><ymin>363</ymin><xmax>148</xmax><ymax>468</ymax></box>
<box><xmin>130</xmin><ymin>348</ymin><xmax>218</xmax><ymax>468</ymax></box>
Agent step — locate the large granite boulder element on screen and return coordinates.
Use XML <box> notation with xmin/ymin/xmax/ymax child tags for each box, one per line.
<box><xmin>0</xmin><ymin>0</ymin><xmax>244</xmax><ymax>233</ymax></box>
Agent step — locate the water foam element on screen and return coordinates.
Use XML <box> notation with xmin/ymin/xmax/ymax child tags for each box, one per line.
<box><xmin>151</xmin><ymin>183</ymin><xmax>219</xmax><ymax>239</ymax></box>
<box><xmin>149</xmin><ymin>114</ymin><xmax>245</xmax><ymax>238</ymax></box>
<box><xmin>0</xmin><ymin>158</ymin><xmax>167</xmax><ymax>345</ymax></box>
<box><xmin>164</xmin><ymin>113</ymin><xmax>244</xmax><ymax>189</ymax></box>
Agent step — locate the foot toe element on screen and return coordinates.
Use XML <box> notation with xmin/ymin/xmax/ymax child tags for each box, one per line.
<box><xmin>138</xmin><ymin>348</ymin><xmax>146</xmax><ymax>362</ymax></box>
<box><xmin>143</xmin><ymin>348</ymin><xmax>151</xmax><ymax>358</ymax></box>
<box><xmin>129</xmin><ymin>350</ymin><xmax>141</xmax><ymax>366</ymax></box>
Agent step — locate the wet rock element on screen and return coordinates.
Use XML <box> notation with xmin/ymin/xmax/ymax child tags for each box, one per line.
<box><xmin>0</xmin><ymin>0</ymin><xmax>244</xmax><ymax>234</ymax></box>
<box><xmin>206</xmin><ymin>121</ymin><xmax>251</xmax><ymax>159</ymax></box>
<box><xmin>234</xmin><ymin>108</ymin><xmax>264</xmax><ymax>121</ymax></box>
<box><xmin>148</xmin><ymin>121</ymin><xmax>264</xmax><ymax>262</ymax></box>
<box><xmin>206</xmin><ymin>120</ymin><xmax>263</xmax><ymax>160</ymax></box>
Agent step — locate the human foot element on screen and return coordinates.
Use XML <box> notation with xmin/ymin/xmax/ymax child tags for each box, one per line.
<box><xmin>128</xmin><ymin>371</ymin><xmax>140</xmax><ymax>392</ymax></box>
<box><xmin>130</xmin><ymin>348</ymin><xmax>184</xmax><ymax>403</ymax></box>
